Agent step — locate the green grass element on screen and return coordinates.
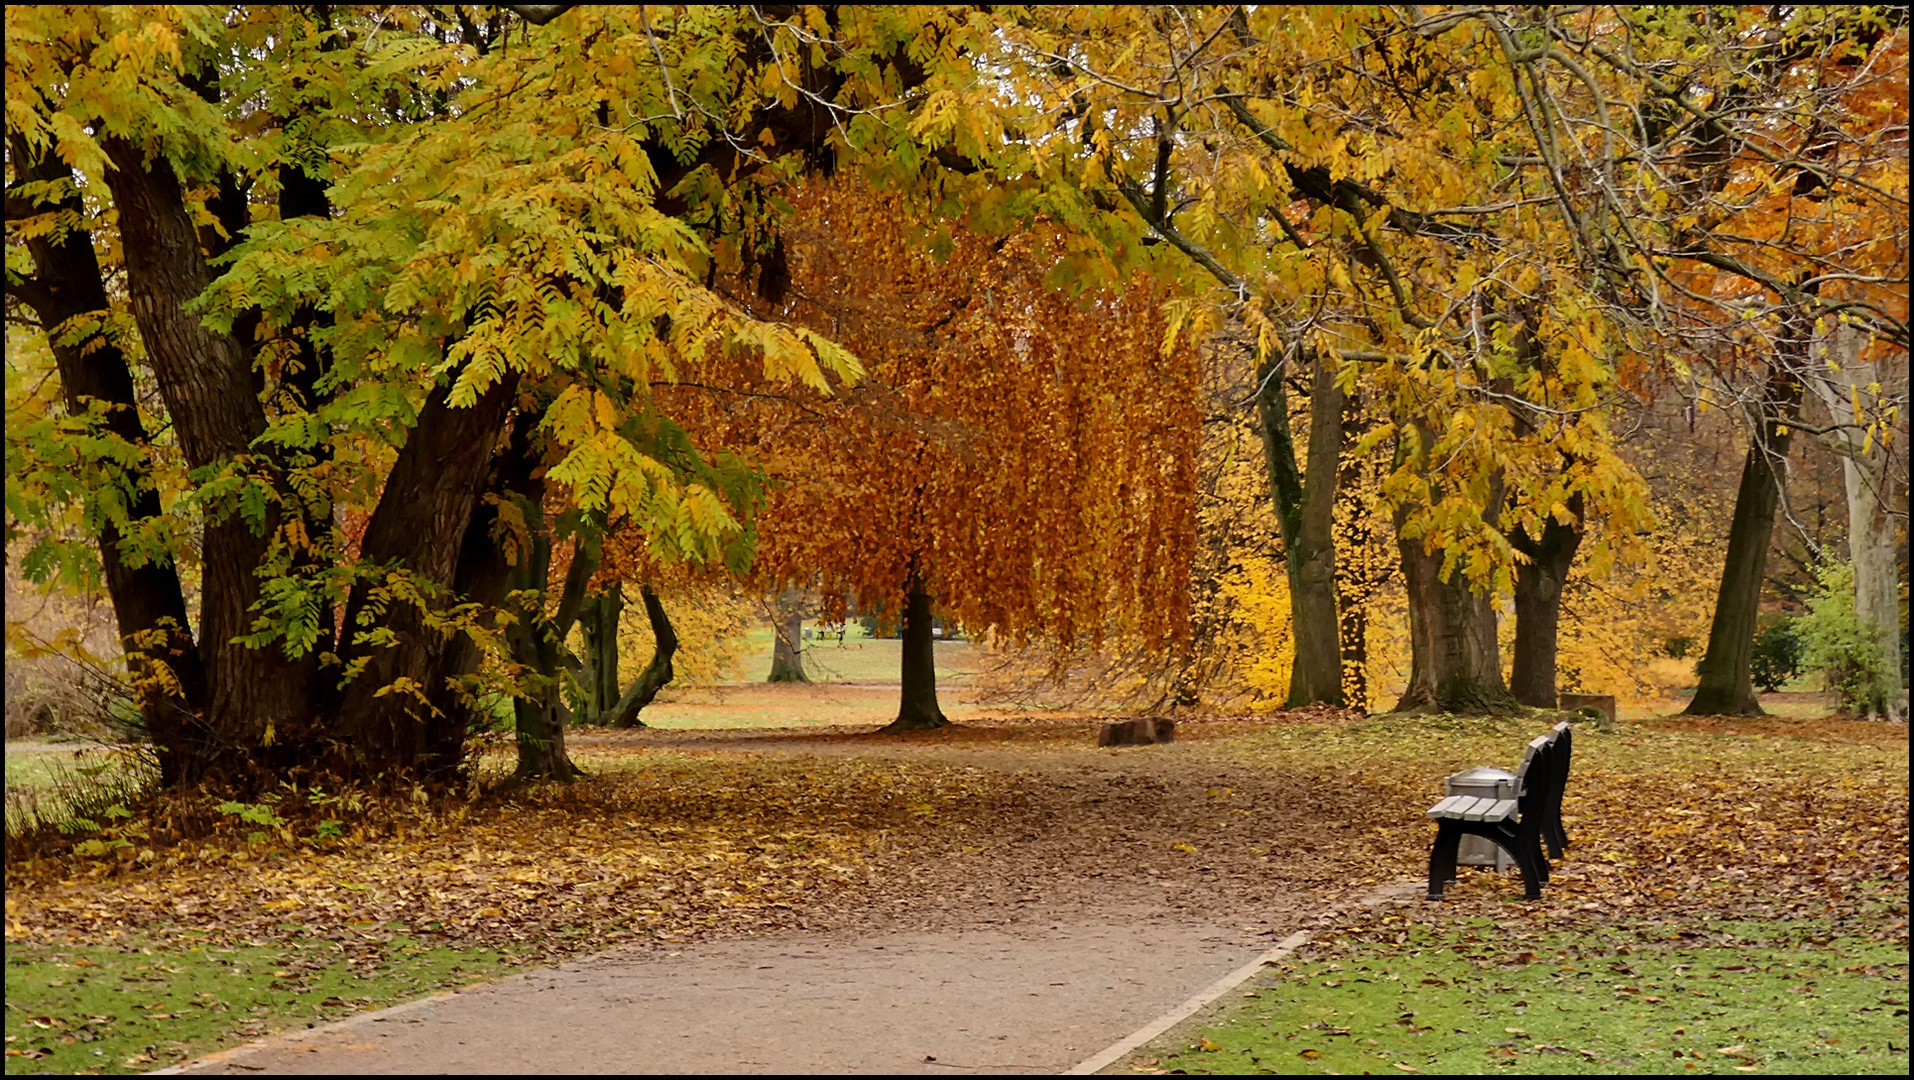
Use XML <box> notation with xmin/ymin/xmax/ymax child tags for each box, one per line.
<box><xmin>3</xmin><ymin>934</ymin><xmax>513</xmax><ymax>1074</ymax></box>
<box><xmin>5</xmin><ymin>747</ymin><xmax>150</xmax><ymax>838</ymax></box>
<box><xmin>720</xmin><ymin>622</ymin><xmax>977</xmax><ymax>685</ymax></box>
<box><xmin>1122</xmin><ymin>917</ymin><xmax>1909</xmax><ymax>1075</ymax></box>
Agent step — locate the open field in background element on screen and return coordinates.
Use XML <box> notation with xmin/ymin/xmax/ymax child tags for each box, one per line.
<box><xmin>713</xmin><ymin>623</ymin><xmax>980</xmax><ymax>687</ymax></box>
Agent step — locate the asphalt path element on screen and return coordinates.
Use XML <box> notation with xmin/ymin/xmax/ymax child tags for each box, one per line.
<box><xmin>162</xmin><ymin>919</ymin><xmax>1263</xmax><ymax>1074</ymax></box>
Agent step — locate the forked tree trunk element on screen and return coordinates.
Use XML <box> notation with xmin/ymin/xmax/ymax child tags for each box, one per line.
<box><xmin>767</xmin><ymin>589</ymin><xmax>810</xmax><ymax>683</ymax></box>
<box><xmin>604</xmin><ymin>585</ymin><xmax>678</xmax><ymax>728</ymax></box>
<box><xmin>883</xmin><ymin>584</ymin><xmax>948</xmax><ymax>731</ymax></box>
<box><xmin>1508</xmin><ymin>499</ymin><xmax>1584</xmax><ymax>708</ymax></box>
<box><xmin>1257</xmin><ymin>348</ymin><xmax>1344</xmax><ymax>708</ymax></box>
<box><xmin>1687</xmin><ymin>363</ymin><xmax>1803</xmax><ymax>717</ymax></box>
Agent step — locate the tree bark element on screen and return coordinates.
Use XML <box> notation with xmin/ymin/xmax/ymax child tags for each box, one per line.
<box><xmin>101</xmin><ymin>137</ymin><xmax>319</xmax><ymax>770</ymax></box>
<box><xmin>883</xmin><ymin>584</ymin><xmax>949</xmax><ymax>731</ymax></box>
<box><xmin>506</xmin><ymin>506</ymin><xmax>586</xmax><ymax>782</ymax></box>
<box><xmin>7</xmin><ymin>139</ymin><xmax>206</xmax><ymax>785</ymax></box>
<box><xmin>767</xmin><ymin>588</ymin><xmax>810</xmax><ymax>683</ymax></box>
<box><xmin>1393</xmin><ymin>501</ymin><xmax>1516</xmax><ymax>714</ymax></box>
<box><xmin>1686</xmin><ymin>364</ymin><xmax>1803</xmax><ymax>716</ymax></box>
<box><xmin>579</xmin><ymin>583</ymin><xmax>625</xmax><ymax>722</ymax></box>
<box><xmin>1507</xmin><ymin>497</ymin><xmax>1585</xmax><ymax>708</ymax></box>
<box><xmin>1257</xmin><ymin>348</ymin><xmax>1344</xmax><ymax>707</ymax></box>
<box><xmin>604</xmin><ymin>585</ymin><xmax>677</xmax><ymax>728</ymax></box>
<box><xmin>333</xmin><ymin>370</ymin><xmax>522</xmax><ymax>779</ymax></box>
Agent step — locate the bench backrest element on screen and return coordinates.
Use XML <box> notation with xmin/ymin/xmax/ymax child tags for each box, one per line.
<box><xmin>1513</xmin><ymin>733</ymin><xmax>1562</xmax><ymax>818</ymax></box>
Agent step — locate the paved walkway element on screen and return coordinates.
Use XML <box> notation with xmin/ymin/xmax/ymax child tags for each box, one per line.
<box><xmin>166</xmin><ymin>920</ymin><xmax>1262</xmax><ymax>1074</ymax></box>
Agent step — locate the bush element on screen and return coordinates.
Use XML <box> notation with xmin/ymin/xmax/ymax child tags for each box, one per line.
<box><xmin>1795</xmin><ymin>561</ymin><xmax>1892</xmax><ymax>717</ymax></box>
<box><xmin>1749</xmin><ymin>618</ymin><xmax>1802</xmax><ymax>693</ymax></box>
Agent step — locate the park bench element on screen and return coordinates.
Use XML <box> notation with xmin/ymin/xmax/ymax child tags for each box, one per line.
<box><xmin>1425</xmin><ymin>721</ymin><xmax>1573</xmax><ymax>901</ymax></box>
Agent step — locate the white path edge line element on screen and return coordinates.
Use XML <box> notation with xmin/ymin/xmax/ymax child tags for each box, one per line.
<box><xmin>1062</xmin><ymin>882</ymin><xmax>1421</xmax><ymax>1076</ymax></box>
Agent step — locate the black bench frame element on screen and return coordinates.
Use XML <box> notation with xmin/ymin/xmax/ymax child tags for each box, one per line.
<box><xmin>1426</xmin><ymin>721</ymin><xmax>1573</xmax><ymax>901</ymax></box>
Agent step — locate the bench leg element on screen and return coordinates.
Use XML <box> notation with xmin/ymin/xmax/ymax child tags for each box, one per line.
<box><xmin>1543</xmin><ymin>820</ymin><xmax>1564</xmax><ymax>862</ymax></box>
<box><xmin>1507</xmin><ymin>835</ymin><xmax>1546</xmax><ymax>900</ymax></box>
<box><xmin>1427</xmin><ymin>821</ymin><xmax>1462</xmax><ymax>900</ymax></box>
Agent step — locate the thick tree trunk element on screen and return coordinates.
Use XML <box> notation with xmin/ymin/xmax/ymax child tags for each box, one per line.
<box><xmin>1257</xmin><ymin>348</ymin><xmax>1344</xmax><ymax>707</ymax></box>
<box><xmin>334</xmin><ymin>370</ymin><xmax>522</xmax><ymax>779</ymax></box>
<box><xmin>604</xmin><ymin>585</ymin><xmax>678</xmax><ymax>728</ymax></box>
<box><xmin>883</xmin><ymin>584</ymin><xmax>949</xmax><ymax>731</ymax></box>
<box><xmin>1393</xmin><ymin>507</ymin><xmax>1516</xmax><ymax>714</ymax></box>
<box><xmin>1507</xmin><ymin>499</ymin><xmax>1584</xmax><ymax>708</ymax></box>
<box><xmin>767</xmin><ymin>588</ymin><xmax>810</xmax><ymax>683</ymax></box>
<box><xmin>101</xmin><ymin>137</ymin><xmax>319</xmax><ymax>771</ymax></box>
<box><xmin>1687</xmin><ymin>365</ymin><xmax>1803</xmax><ymax>716</ymax></box>
<box><xmin>8</xmin><ymin>139</ymin><xmax>206</xmax><ymax>785</ymax></box>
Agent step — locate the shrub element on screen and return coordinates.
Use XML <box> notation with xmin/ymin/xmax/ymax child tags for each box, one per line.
<box><xmin>1750</xmin><ymin>618</ymin><xmax>1803</xmax><ymax>693</ymax></box>
<box><xmin>1795</xmin><ymin>561</ymin><xmax>1892</xmax><ymax>717</ymax></box>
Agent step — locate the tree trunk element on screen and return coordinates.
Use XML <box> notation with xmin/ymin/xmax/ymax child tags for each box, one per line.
<box><xmin>506</xmin><ymin>515</ymin><xmax>586</xmax><ymax>782</ymax></box>
<box><xmin>101</xmin><ymin>136</ymin><xmax>320</xmax><ymax>773</ymax></box>
<box><xmin>579</xmin><ymin>583</ymin><xmax>626</xmax><ymax>722</ymax></box>
<box><xmin>767</xmin><ymin>588</ymin><xmax>810</xmax><ymax>683</ymax></box>
<box><xmin>423</xmin><ymin>408</ymin><xmax>542</xmax><ymax>751</ymax></box>
<box><xmin>8</xmin><ymin>138</ymin><xmax>206</xmax><ymax>785</ymax></box>
<box><xmin>1687</xmin><ymin>364</ymin><xmax>1803</xmax><ymax>716</ymax></box>
<box><xmin>1806</xmin><ymin>326</ymin><xmax>1906</xmax><ymax>720</ymax></box>
<box><xmin>604</xmin><ymin>585</ymin><xmax>678</xmax><ymax>728</ymax></box>
<box><xmin>883</xmin><ymin>584</ymin><xmax>949</xmax><ymax>731</ymax></box>
<box><xmin>333</xmin><ymin>370</ymin><xmax>522</xmax><ymax>779</ymax></box>
<box><xmin>1257</xmin><ymin>348</ymin><xmax>1344</xmax><ymax>707</ymax></box>
<box><xmin>1334</xmin><ymin>389</ymin><xmax>1379</xmax><ymax>711</ymax></box>
<box><xmin>1393</xmin><ymin>504</ymin><xmax>1516</xmax><ymax>715</ymax></box>
<box><xmin>1507</xmin><ymin>498</ymin><xmax>1585</xmax><ymax>708</ymax></box>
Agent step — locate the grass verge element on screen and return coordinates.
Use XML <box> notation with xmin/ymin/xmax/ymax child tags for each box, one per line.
<box><xmin>1121</xmin><ymin>912</ymin><xmax>1908</xmax><ymax>1075</ymax></box>
<box><xmin>3</xmin><ymin>933</ymin><xmax>511</xmax><ymax>1075</ymax></box>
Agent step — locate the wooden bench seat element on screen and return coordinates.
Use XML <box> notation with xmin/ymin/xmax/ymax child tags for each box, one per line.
<box><xmin>1425</xmin><ymin>721</ymin><xmax>1573</xmax><ymax>901</ymax></box>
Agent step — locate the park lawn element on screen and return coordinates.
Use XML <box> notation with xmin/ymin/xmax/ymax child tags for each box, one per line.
<box><xmin>1116</xmin><ymin>712</ymin><xmax>1909</xmax><ymax>1075</ymax></box>
<box><xmin>718</xmin><ymin>626</ymin><xmax>979</xmax><ymax>685</ymax></box>
<box><xmin>1126</xmin><ymin>914</ymin><xmax>1908</xmax><ymax>1075</ymax></box>
<box><xmin>3</xmin><ymin>933</ymin><xmax>511</xmax><ymax>1075</ymax></box>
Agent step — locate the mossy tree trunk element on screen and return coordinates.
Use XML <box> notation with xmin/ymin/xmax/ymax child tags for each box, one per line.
<box><xmin>508</xmin><ymin>501</ymin><xmax>595</xmax><ymax>782</ymax></box>
<box><xmin>1256</xmin><ymin>347</ymin><xmax>1345</xmax><ymax>708</ymax></box>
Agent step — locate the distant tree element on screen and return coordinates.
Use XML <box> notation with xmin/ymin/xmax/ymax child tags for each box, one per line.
<box><xmin>668</xmin><ymin>179</ymin><xmax>1202</xmax><ymax>731</ymax></box>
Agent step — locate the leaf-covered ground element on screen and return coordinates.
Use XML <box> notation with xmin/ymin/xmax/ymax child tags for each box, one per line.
<box><xmin>1112</xmin><ymin>712</ymin><xmax>1910</xmax><ymax>1074</ymax></box>
<box><xmin>4</xmin><ymin>710</ymin><xmax>1907</xmax><ymax>1074</ymax></box>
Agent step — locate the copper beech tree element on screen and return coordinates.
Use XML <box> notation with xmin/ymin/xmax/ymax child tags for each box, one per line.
<box><xmin>663</xmin><ymin>179</ymin><xmax>1202</xmax><ymax>730</ymax></box>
